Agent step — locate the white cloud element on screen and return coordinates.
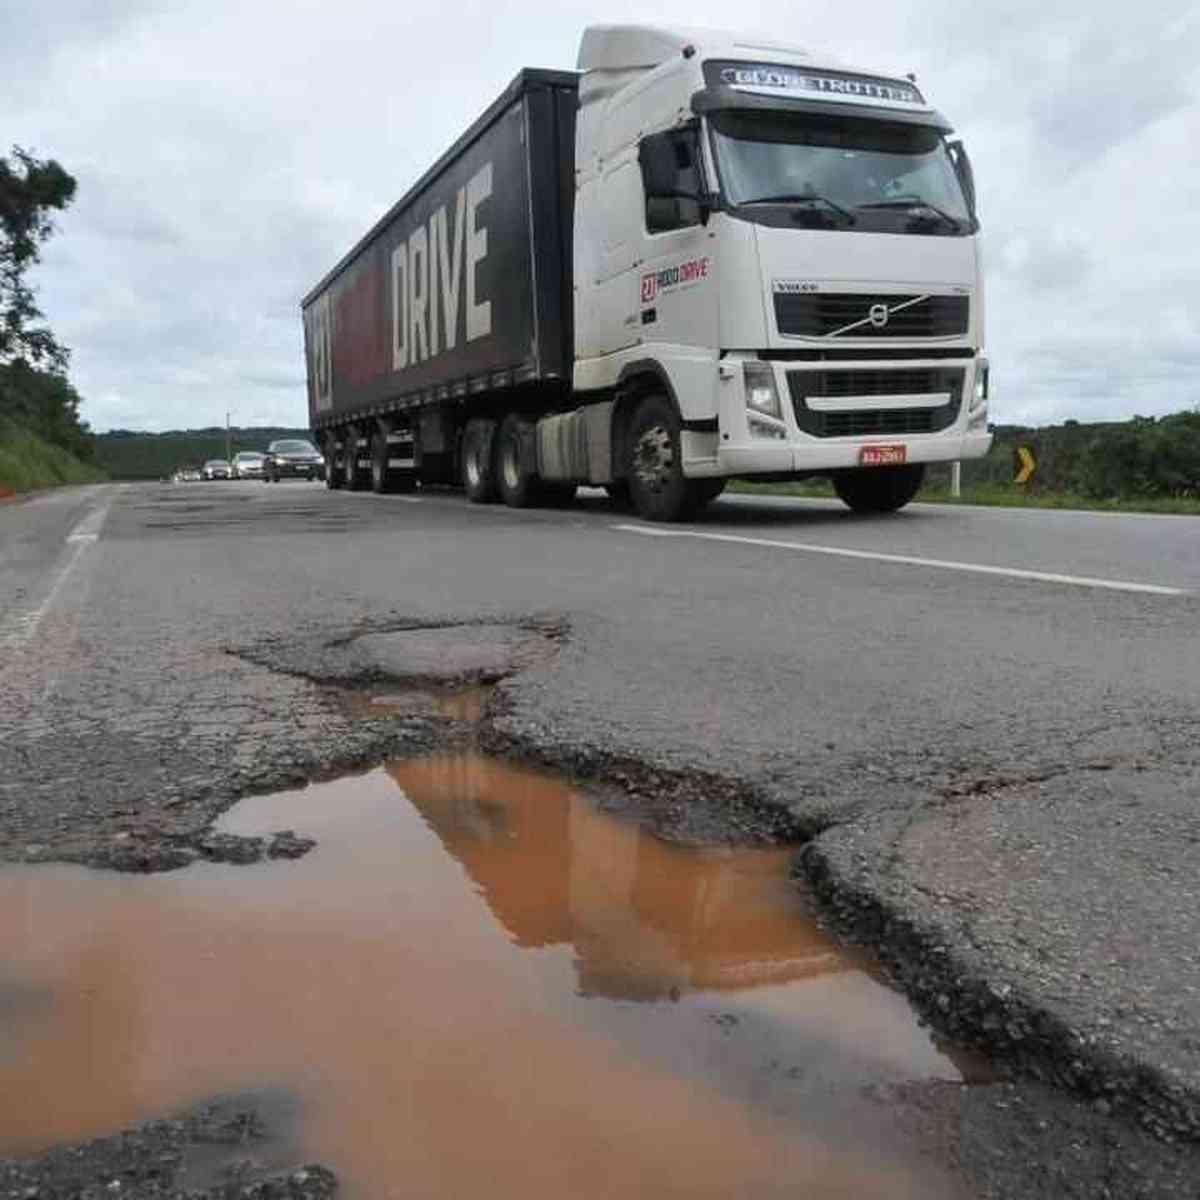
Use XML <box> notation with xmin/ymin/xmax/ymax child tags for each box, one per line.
<box><xmin>6</xmin><ymin>0</ymin><xmax>1199</xmax><ymax>430</ymax></box>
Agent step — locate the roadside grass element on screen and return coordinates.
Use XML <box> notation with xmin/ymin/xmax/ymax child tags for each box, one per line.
<box><xmin>918</xmin><ymin>482</ymin><xmax>1200</xmax><ymax>515</ymax></box>
<box><xmin>0</xmin><ymin>417</ymin><xmax>107</xmax><ymax>496</ymax></box>
<box><xmin>727</xmin><ymin>478</ymin><xmax>1200</xmax><ymax>516</ymax></box>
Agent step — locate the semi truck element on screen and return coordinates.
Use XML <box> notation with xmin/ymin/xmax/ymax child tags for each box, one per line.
<box><xmin>302</xmin><ymin>23</ymin><xmax>992</xmax><ymax>521</ymax></box>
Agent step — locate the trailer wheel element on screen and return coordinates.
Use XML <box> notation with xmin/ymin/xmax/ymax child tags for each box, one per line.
<box><xmin>462</xmin><ymin>418</ymin><xmax>499</xmax><ymax>503</ymax></box>
<box><xmin>371</xmin><ymin>428</ymin><xmax>401</xmax><ymax>494</ymax></box>
<box><xmin>626</xmin><ymin>394</ymin><xmax>704</xmax><ymax>523</ymax></box>
<box><xmin>496</xmin><ymin>414</ymin><xmax>537</xmax><ymax>507</ymax></box>
<box><xmin>324</xmin><ymin>436</ymin><xmax>342</xmax><ymax>489</ymax></box>
<box><xmin>344</xmin><ymin>430</ymin><xmax>367</xmax><ymax>491</ymax></box>
<box><xmin>832</xmin><ymin>464</ymin><xmax>925</xmax><ymax>514</ymax></box>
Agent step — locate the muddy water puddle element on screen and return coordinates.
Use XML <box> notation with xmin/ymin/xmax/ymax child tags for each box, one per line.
<box><xmin>341</xmin><ymin>683</ymin><xmax>493</xmax><ymax>723</ymax></box>
<box><xmin>0</xmin><ymin>754</ymin><xmax>974</xmax><ymax>1198</ymax></box>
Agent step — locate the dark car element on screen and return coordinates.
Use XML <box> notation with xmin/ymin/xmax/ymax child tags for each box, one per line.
<box><xmin>264</xmin><ymin>439</ymin><xmax>325</xmax><ymax>481</ymax></box>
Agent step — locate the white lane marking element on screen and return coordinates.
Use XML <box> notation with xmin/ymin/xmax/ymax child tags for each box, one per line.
<box><xmin>725</xmin><ymin>492</ymin><xmax>1198</xmax><ymax>523</ymax></box>
<box><xmin>66</xmin><ymin>501</ymin><xmax>110</xmax><ymax>541</ymax></box>
<box><xmin>612</xmin><ymin>524</ymin><xmax>1187</xmax><ymax>597</ymax></box>
<box><xmin>0</xmin><ymin>494</ymin><xmax>115</xmax><ymax>649</ymax></box>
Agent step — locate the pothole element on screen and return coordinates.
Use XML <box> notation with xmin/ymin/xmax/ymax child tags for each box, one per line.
<box><xmin>0</xmin><ymin>750</ymin><xmax>989</xmax><ymax>1200</ymax></box>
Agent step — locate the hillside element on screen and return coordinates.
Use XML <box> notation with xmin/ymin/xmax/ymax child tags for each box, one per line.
<box><xmin>0</xmin><ymin>416</ymin><xmax>107</xmax><ymax>497</ymax></box>
<box><xmin>94</xmin><ymin>427</ymin><xmax>312</xmax><ymax>480</ymax></box>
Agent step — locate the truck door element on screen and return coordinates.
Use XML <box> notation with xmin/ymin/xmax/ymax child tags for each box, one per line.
<box><xmin>635</xmin><ymin>125</ymin><xmax>718</xmax><ymax>354</ymax></box>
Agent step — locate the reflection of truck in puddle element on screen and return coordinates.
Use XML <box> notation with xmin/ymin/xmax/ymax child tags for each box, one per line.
<box><xmin>387</xmin><ymin>754</ymin><xmax>846</xmax><ymax>1001</ymax></box>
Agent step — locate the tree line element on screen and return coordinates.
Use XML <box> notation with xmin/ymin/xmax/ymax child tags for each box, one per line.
<box><xmin>0</xmin><ymin>146</ymin><xmax>94</xmax><ymax>461</ymax></box>
<box><xmin>94</xmin><ymin>428</ymin><xmax>311</xmax><ymax>479</ymax></box>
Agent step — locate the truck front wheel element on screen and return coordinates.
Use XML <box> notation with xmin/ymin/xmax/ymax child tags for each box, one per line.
<box><xmin>626</xmin><ymin>394</ymin><xmax>704</xmax><ymax>523</ymax></box>
<box><xmin>462</xmin><ymin>418</ymin><xmax>499</xmax><ymax>503</ymax></box>
<box><xmin>832</xmin><ymin>464</ymin><xmax>925</xmax><ymax>513</ymax></box>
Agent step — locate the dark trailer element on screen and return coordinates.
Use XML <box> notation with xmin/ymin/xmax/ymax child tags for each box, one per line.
<box><xmin>301</xmin><ymin>69</ymin><xmax>579</xmax><ymax>492</ymax></box>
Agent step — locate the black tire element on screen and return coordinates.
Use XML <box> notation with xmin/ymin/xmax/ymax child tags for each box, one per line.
<box><xmin>495</xmin><ymin>414</ymin><xmax>538</xmax><ymax>508</ymax></box>
<box><xmin>833</xmin><ymin>464</ymin><xmax>925</xmax><ymax>513</ymax></box>
<box><xmin>626</xmin><ymin>393</ymin><xmax>704</xmax><ymax>522</ymax></box>
<box><xmin>324</xmin><ymin>437</ymin><xmax>342</xmax><ymax>489</ymax></box>
<box><xmin>461</xmin><ymin>418</ymin><xmax>499</xmax><ymax>503</ymax></box>
<box><xmin>371</xmin><ymin>428</ymin><xmax>397</xmax><ymax>494</ymax></box>
<box><xmin>605</xmin><ymin>480</ymin><xmax>633</xmax><ymax>512</ymax></box>
<box><xmin>693</xmin><ymin>478</ymin><xmax>725</xmax><ymax>511</ymax></box>
<box><xmin>344</xmin><ymin>430</ymin><xmax>366</xmax><ymax>491</ymax></box>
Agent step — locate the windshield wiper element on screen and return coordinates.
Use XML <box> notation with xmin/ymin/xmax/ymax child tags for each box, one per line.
<box><xmin>856</xmin><ymin>198</ymin><xmax>962</xmax><ymax>231</ymax></box>
<box><xmin>740</xmin><ymin>193</ymin><xmax>856</xmax><ymax>225</ymax></box>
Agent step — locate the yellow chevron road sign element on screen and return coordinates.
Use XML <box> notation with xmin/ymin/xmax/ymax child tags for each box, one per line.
<box><xmin>1015</xmin><ymin>445</ymin><xmax>1036</xmax><ymax>485</ymax></box>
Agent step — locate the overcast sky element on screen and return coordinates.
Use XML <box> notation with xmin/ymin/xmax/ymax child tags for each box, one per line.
<box><xmin>6</xmin><ymin>0</ymin><xmax>1198</xmax><ymax>432</ymax></box>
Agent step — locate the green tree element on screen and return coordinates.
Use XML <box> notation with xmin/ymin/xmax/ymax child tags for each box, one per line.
<box><xmin>0</xmin><ymin>146</ymin><xmax>95</xmax><ymax>468</ymax></box>
<box><xmin>0</xmin><ymin>360</ymin><xmax>93</xmax><ymax>460</ymax></box>
<box><xmin>0</xmin><ymin>146</ymin><xmax>77</xmax><ymax>370</ymax></box>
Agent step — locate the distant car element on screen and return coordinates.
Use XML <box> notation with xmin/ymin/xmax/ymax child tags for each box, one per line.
<box><xmin>264</xmin><ymin>439</ymin><xmax>325</xmax><ymax>482</ymax></box>
<box><xmin>176</xmin><ymin>466</ymin><xmax>203</xmax><ymax>482</ymax></box>
<box><xmin>231</xmin><ymin>451</ymin><xmax>267</xmax><ymax>479</ymax></box>
<box><xmin>202</xmin><ymin>459</ymin><xmax>232</xmax><ymax>480</ymax></box>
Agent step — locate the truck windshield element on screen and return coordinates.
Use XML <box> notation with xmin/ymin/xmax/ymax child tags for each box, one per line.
<box><xmin>709</xmin><ymin>110</ymin><xmax>973</xmax><ymax>234</ymax></box>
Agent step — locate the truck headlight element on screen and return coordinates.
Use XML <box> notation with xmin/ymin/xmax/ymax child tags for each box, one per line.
<box><xmin>744</xmin><ymin>362</ymin><xmax>782</xmax><ymax>420</ymax></box>
<box><xmin>973</xmin><ymin>357</ymin><xmax>989</xmax><ymax>406</ymax></box>
<box><xmin>967</xmin><ymin>357</ymin><xmax>989</xmax><ymax>429</ymax></box>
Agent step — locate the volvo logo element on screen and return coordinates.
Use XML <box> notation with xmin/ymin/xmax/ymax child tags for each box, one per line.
<box><xmin>823</xmin><ymin>293</ymin><xmax>931</xmax><ymax>339</ymax></box>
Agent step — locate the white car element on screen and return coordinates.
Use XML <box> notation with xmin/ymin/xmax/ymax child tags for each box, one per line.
<box><xmin>232</xmin><ymin>451</ymin><xmax>267</xmax><ymax>479</ymax></box>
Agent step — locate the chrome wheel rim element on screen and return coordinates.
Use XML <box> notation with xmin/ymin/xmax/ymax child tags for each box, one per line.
<box><xmin>634</xmin><ymin>424</ymin><xmax>673</xmax><ymax>493</ymax></box>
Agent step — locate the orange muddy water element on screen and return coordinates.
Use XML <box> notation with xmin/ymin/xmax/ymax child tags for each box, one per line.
<box><xmin>341</xmin><ymin>684</ymin><xmax>493</xmax><ymax>723</ymax></box>
<box><xmin>0</xmin><ymin>754</ymin><xmax>974</xmax><ymax>1199</ymax></box>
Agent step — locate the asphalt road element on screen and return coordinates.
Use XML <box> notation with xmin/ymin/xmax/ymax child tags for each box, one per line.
<box><xmin>2</xmin><ymin>479</ymin><xmax>1199</xmax><ymax>1196</ymax></box>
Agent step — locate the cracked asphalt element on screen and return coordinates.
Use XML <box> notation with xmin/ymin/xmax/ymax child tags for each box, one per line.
<box><xmin>2</xmin><ymin>479</ymin><xmax>1199</xmax><ymax>1197</ymax></box>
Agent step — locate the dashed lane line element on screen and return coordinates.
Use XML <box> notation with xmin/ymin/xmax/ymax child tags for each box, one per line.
<box><xmin>0</xmin><ymin>493</ymin><xmax>116</xmax><ymax>650</ymax></box>
<box><xmin>612</xmin><ymin>523</ymin><xmax>1187</xmax><ymax>597</ymax></box>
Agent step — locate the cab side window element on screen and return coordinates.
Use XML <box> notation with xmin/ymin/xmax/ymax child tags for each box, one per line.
<box><xmin>640</xmin><ymin>129</ymin><xmax>703</xmax><ymax>235</ymax></box>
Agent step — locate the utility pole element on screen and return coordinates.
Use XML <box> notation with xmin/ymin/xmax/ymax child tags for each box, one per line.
<box><xmin>226</xmin><ymin>412</ymin><xmax>232</xmax><ymax>465</ymax></box>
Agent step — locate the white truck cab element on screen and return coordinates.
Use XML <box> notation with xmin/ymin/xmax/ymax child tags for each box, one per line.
<box><xmin>573</xmin><ymin>24</ymin><xmax>991</xmax><ymax>517</ymax></box>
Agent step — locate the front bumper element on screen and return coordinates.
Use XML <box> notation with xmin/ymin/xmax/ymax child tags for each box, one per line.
<box><xmin>271</xmin><ymin>461</ymin><xmax>323</xmax><ymax>477</ymax></box>
<box><xmin>705</xmin><ymin>353</ymin><xmax>992</xmax><ymax>477</ymax></box>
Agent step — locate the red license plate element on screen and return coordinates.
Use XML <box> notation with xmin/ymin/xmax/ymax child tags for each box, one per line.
<box><xmin>859</xmin><ymin>444</ymin><xmax>907</xmax><ymax>467</ymax></box>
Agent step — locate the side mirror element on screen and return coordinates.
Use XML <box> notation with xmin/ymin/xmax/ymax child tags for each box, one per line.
<box><xmin>947</xmin><ymin>139</ymin><xmax>978</xmax><ymax>223</ymax></box>
<box><xmin>638</xmin><ymin>129</ymin><xmax>684</xmax><ymax>196</ymax></box>
<box><xmin>638</xmin><ymin>125</ymin><xmax>713</xmax><ymax>225</ymax></box>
